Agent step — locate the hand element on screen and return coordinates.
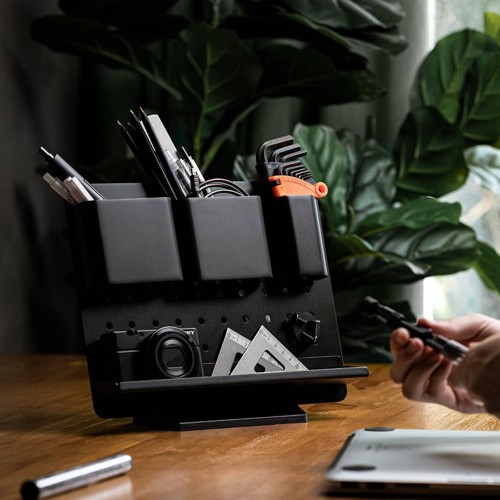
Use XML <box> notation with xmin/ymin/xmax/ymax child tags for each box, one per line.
<box><xmin>390</xmin><ymin>314</ymin><xmax>500</xmax><ymax>414</ymax></box>
<box><xmin>450</xmin><ymin>334</ymin><xmax>500</xmax><ymax>418</ymax></box>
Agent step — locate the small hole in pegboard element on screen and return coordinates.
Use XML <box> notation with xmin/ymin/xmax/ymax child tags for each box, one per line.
<box><xmin>175</xmin><ymin>318</ymin><xmax>182</xmax><ymax>326</ymax></box>
<box><xmin>106</xmin><ymin>322</ymin><xmax>113</xmax><ymax>330</ymax></box>
<box><xmin>152</xmin><ymin>319</ymin><xmax>159</xmax><ymax>327</ymax></box>
<box><xmin>202</xmin><ymin>344</ymin><xmax>209</xmax><ymax>352</ymax></box>
<box><xmin>242</xmin><ymin>315</ymin><xmax>249</xmax><ymax>323</ymax></box>
<box><xmin>129</xmin><ymin>321</ymin><xmax>136</xmax><ymax>328</ymax></box>
<box><xmin>198</xmin><ymin>317</ymin><xmax>206</xmax><ymax>325</ymax></box>
<box><xmin>220</xmin><ymin>316</ymin><xmax>228</xmax><ymax>324</ymax></box>
<box><xmin>264</xmin><ymin>314</ymin><xmax>271</xmax><ymax>323</ymax></box>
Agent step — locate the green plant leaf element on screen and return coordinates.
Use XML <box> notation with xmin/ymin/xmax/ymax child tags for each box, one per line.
<box><xmin>484</xmin><ymin>11</ymin><xmax>500</xmax><ymax>44</ymax></box>
<box><xmin>411</xmin><ymin>29</ymin><xmax>499</xmax><ymax>124</ymax></box>
<box><xmin>258</xmin><ymin>45</ymin><xmax>383</xmax><ymax>104</ymax></box>
<box><xmin>474</xmin><ymin>240</ymin><xmax>500</xmax><ymax>293</ymax></box>
<box><xmin>293</xmin><ymin>123</ymin><xmax>350</xmax><ymax>234</ymax></box>
<box><xmin>366</xmin><ymin>222</ymin><xmax>479</xmax><ymax>276</ymax></box>
<box><xmin>355</xmin><ymin>197</ymin><xmax>462</xmax><ymax>235</ymax></box>
<box><xmin>340</xmin><ymin>130</ymin><xmax>396</xmax><ymax>222</ymax></box>
<box><xmin>30</xmin><ymin>15</ymin><xmax>180</xmax><ymax>99</ymax></box>
<box><xmin>178</xmin><ymin>22</ymin><xmax>262</xmax><ymax>165</ymax></box>
<box><xmin>326</xmin><ymin>228</ymin><xmax>439</xmax><ymax>289</ymax></box>
<box><xmin>459</xmin><ymin>51</ymin><xmax>500</xmax><ymax>145</ymax></box>
<box><xmin>280</xmin><ymin>0</ymin><xmax>405</xmax><ymax>31</ymax></box>
<box><xmin>465</xmin><ymin>145</ymin><xmax>500</xmax><ymax>195</ymax></box>
<box><xmin>394</xmin><ymin>107</ymin><xmax>467</xmax><ymax>198</ymax></box>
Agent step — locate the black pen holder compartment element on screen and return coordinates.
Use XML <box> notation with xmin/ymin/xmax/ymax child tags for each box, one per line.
<box><xmin>263</xmin><ymin>195</ymin><xmax>329</xmax><ymax>279</ymax></box>
<box><xmin>175</xmin><ymin>196</ymin><xmax>273</xmax><ymax>281</ymax></box>
<box><xmin>67</xmin><ymin>197</ymin><xmax>183</xmax><ymax>288</ymax></box>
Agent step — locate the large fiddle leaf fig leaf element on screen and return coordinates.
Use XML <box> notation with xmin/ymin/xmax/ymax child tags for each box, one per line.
<box><xmin>293</xmin><ymin>123</ymin><xmax>351</xmax><ymax>234</ymax></box>
<box><xmin>30</xmin><ymin>15</ymin><xmax>180</xmax><ymax>99</ymax></box>
<box><xmin>177</xmin><ymin>22</ymin><xmax>261</xmax><ymax>164</ymax></box>
<box><xmin>330</xmin><ymin>197</ymin><xmax>478</xmax><ymax>289</ymax></box>
<box><xmin>411</xmin><ymin>30</ymin><xmax>499</xmax><ymax>124</ymax></box>
<box><xmin>257</xmin><ymin>45</ymin><xmax>382</xmax><ymax>104</ymax></box>
<box><xmin>458</xmin><ymin>51</ymin><xmax>500</xmax><ymax>145</ymax></box>
<box><xmin>280</xmin><ymin>0</ymin><xmax>405</xmax><ymax>30</ymax></box>
<box><xmin>339</xmin><ymin>130</ymin><xmax>396</xmax><ymax>222</ymax></box>
<box><xmin>355</xmin><ymin>197</ymin><xmax>462</xmax><ymax>234</ymax></box>
<box><xmin>465</xmin><ymin>145</ymin><xmax>500</xmax><ymax>195</ymax></box>
<box><xmin>366</xmin><ymin>222</ymin><xmax>479</xmax><ymax>276</ymax></box>
<box><xmin>394</xmin><ymin>107</ymin><xmax>467</xmax><ymax>198</ymax></box>
<box><xmin>277</xmin><ymin>0</ymin><xmax>407</xmax><ymax>56</ymax></box>
<box><xmin>474</xmin><ymin>241</ymin><xmax>500</xmax><ymax>293</ymax></box>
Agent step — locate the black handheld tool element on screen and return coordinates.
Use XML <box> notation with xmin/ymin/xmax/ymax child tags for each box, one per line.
<box><xmin>362</xmin><ymin>296</ymin><xmax>469</xmax><ymax>363</ymax></box>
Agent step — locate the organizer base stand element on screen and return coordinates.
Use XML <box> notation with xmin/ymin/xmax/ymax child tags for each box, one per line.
<box><xmin>133</xmin><ymin>402</ymin><xmax>308</xmax><ymax>431</ymax></box>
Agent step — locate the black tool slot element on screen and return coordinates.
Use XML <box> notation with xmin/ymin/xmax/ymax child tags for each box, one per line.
<box><xmin>67</xmin><ymin>197</ymin><xmax>183</xmax><ymax>289</ymax></box>
<box><xmin>263</xmin><ymin>195</ymin><xmax>329</xmax><ymax>279</ymax></box>
<box><xmin>175</xmin><ymin>196</ymin><xmax>273</xmax><ymax>281</ymax></box>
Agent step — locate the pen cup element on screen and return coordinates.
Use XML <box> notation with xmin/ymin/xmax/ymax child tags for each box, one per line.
<box><xmin>176</xmin><ymin>196</ymin><xmax>273</xmax><ymax>281</ymax></box>
<box><xmin>263</xmin><ymin>196</ymin><xmax>329</xmax><ymax>279</ymax></box>
<box><xmin>67</xmin><ymin>197</ymin><xmax>184</xmax><ymax>288</ymax></box>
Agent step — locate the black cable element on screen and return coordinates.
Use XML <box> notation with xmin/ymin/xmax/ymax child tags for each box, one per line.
<box><xmin>193</xmin><ymin>177</ymin><xmax>249</xmax><ymax>197</ymax></box>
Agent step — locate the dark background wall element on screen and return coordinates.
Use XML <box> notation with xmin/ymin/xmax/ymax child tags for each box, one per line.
<box><xmin>0</xmin><ymin>0</ymin><xmax>82</xmax><ymax>352</ymax></box>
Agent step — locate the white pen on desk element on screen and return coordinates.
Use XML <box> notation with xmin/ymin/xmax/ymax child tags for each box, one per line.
<box><xmin>20</xmin><ymin>453</ymin><xmax>132</xmax><ymax>500</ymax></box>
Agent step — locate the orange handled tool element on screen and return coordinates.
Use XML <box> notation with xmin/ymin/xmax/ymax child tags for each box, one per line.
<box><xmin>269</xmin><ymin>175</ymin><xmax>328</xmax><ymax>199</ymax></box>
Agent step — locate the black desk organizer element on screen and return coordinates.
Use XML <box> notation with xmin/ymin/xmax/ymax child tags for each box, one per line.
<box><xmin>67</xmin><ymin>182</ymin><xmax>368</xmax><ymax>430</ymax></box>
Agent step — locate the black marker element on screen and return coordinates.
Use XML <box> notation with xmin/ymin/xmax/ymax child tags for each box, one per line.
<box><xmin>39</xmin><ymin>147</ymin><xmax>105</xmax><ymax>201</ymax></box>
<box><xmin>362</xmin><ymin>296</ymin><xmax>469</xmax><ymax>363</ymax></box>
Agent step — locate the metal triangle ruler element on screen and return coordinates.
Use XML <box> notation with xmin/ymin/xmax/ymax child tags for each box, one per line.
<box><xmin>231</xmin><ymin>325</ymin><xmax>308</xmax><ymax>376</ymax></box>
<box><xmin>212</xmin><ymin>328</ymin><xmax>282</xmax><ymax>376</ymax></box>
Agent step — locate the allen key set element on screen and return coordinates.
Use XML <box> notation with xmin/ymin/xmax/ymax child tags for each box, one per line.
<box><xmin>46</xmin><ymin>109</ymin><xmax>368</xmax><ymax>430</ymax></box>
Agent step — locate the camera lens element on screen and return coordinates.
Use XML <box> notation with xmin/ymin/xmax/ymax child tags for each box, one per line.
<box><xmin>146</xmin><ymin>327</ymin><xmax>199</xmax><ymax>378</ymax></box>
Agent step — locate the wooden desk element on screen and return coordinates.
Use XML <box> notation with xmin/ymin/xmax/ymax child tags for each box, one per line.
<box><xmin>1</xmin><ymin>355</ymin><xmax>498</xmax><ymax>500</ymax></box>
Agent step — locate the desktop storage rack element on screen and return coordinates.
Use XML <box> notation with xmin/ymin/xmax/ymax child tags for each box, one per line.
<box><xmin>67</xmin><ymin>181</ymin><xmax>368</xmax><ymax>430</ymax></box>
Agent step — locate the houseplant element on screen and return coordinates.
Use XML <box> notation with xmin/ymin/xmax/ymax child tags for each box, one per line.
<box><xmin>31</xmin><ymin>1</ymin><xmax>500</xmax><ymax>358</ymax></box>
<box><xmin>30</xmin><ymin>0</ymin><xmax>407</xmax><ymax>174</ymax></box>
<box><xmin>291</xmin><ymin>14</ymin><xmax>500</xmax><ymax>357</ymax></box>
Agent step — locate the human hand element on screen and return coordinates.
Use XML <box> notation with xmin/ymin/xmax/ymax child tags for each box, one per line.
<box><xmin>390</xmin><ymin>314</ymin><xmax>500</xmax><ymax>414</ymax></box>
<box><xmin>450</xmin><ymin>334</ymin><xmax>500</xmax><ymax>418</ymax></box>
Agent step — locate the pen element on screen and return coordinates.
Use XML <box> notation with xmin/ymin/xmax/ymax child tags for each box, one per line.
<box><xmin>20</xmin><ymin>453</ymin><xmax>132</xmax><ymax>500</ymax></box>
<box><xmin>39</xmin><ymin>147</ymin><xmax>105</xmax><ymax>201</ymax></box>
<box><xmin>42</xmin><ymin>173</ymin><xmax>76</xmax><ymax>204</ymax></box>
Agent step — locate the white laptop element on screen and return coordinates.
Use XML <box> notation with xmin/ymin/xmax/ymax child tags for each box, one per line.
<box><xmin>323</xmin><ymin>428</ymin><xmax>500</xmax><ymax>496</ymax></box>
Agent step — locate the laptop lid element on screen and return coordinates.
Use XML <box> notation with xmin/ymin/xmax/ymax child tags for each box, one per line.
<box><xmin>323</xmin><ymin>427</ymin><xmax>500</xmax><ymax>496</ymax></box>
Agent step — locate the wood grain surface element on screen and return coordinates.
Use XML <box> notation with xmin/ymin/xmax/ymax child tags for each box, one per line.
<box><xmin>1</xmin><ymin>355</ymin><xmax>498</xmax><ymax>499</ymax></box>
